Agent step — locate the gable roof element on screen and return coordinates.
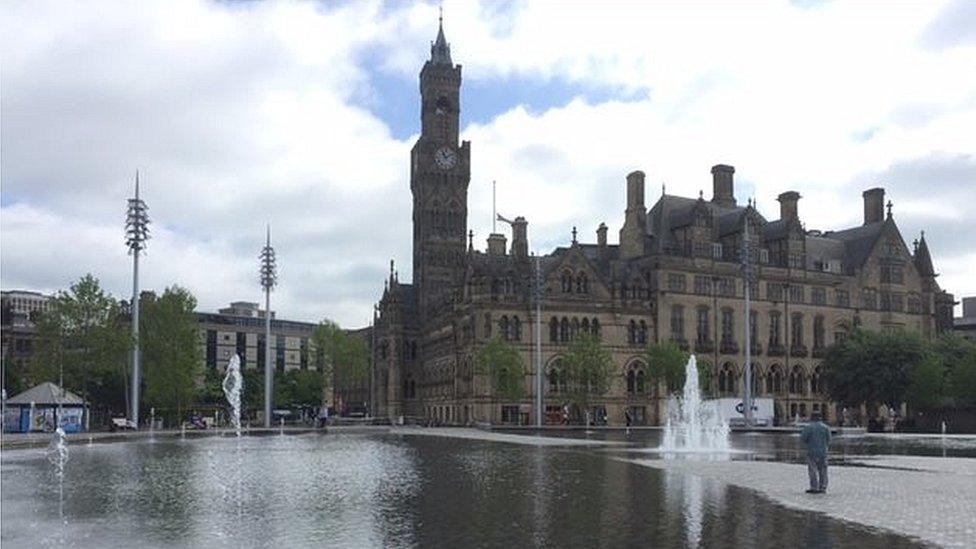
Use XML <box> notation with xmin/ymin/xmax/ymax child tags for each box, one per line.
<box><xmin>7</xmin><ymin>382</ymin><xmax>85</xmax><ymax>406</ymax></box>
<box><xmin>823</xmin><ymin>221</ymin><xmax>886</xmax><ymax>269</ymax></box>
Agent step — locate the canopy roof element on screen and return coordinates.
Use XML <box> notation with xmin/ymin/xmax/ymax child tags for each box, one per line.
<box><xmin>7</xmin><ymin>382</ymin><xmax>85</xmax><ymax>406</ymax></box>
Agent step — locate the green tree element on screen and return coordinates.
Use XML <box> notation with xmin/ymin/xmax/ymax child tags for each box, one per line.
<box><xmin>906</xmin><ymin>354</ymin><xmax>944</xmax><ymax>409</ymax></box>
<box><xmin>140</xmin><ymin>286</ymin><xmax>202</xmax><ymax>425</ymax></box>
<box><xmin>932</xmin><ymin>333</ymin><xmax>976</xmax><ymax>407</ymax></box>
<box><xmin>822</xmin><ymin>329</ymin><xmax>928</xmax><ymax>414</ymax></box>
<box><xmin>32</xmin><ymin>274</ymin><xmax>131</xmax><ymax>421</ymax></box>
<box><xmin>562</xmin><ymin>334</ymin><xmax>614</xmax><ymax>415</ymax></box>
<box><xmin>475</xmin><ymin>337</ymin><xmax>524</xmax><ymax>401</ymax></box>
<box><xmin>274</xmin><ymin>369</ymin><xmax>325</xmax><ymax>409</ymax></box>
<box><xmin>645</xmin><ymin>341</ymin><xmax>707</xmax><ymax>395</ymax></box>
<box><xmin>311</xmin><ymin>319</ymin><xmax>368</xmax><ymax>403</ymax></box>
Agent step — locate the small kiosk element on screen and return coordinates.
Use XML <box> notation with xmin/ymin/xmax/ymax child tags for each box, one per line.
<box><xmin>3</xmin><ymin>382</ymin><xmax>87</xmax><ymax>433</ymax></box>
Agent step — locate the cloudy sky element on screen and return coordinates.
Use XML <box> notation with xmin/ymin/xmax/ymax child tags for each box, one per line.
<box><xmin>2</xmin><ymin>0</ymin><xmax>975</xmax><ymax>327</ymax></box>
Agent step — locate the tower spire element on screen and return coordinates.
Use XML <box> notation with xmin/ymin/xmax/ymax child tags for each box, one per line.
<box><xmin>431</xmin><ymin>7</ymin><xmax>452</xmax><ymax>65</ymax></box>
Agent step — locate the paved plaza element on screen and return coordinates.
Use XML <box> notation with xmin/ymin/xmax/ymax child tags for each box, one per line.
<box><xmin>394</xmin><ymin>427</ymin><xmax>976</xmax><ymax>548</ymax></box>
<box><xmin>625</xmin><ymin>455</ymin><xmax>976</xmax><ymax>548</ymax></box>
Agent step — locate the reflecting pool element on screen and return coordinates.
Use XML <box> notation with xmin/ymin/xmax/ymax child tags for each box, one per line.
<box><xmin>1</xmin><ymin>433</ymin><xmax>925</xmax><ymax>548</ymax></box>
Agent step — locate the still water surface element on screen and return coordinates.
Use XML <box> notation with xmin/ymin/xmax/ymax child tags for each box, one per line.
<box><xmin>1</xmin><ymin>432</ymin><xmax>929</xmax><ymax>548</ymax></box>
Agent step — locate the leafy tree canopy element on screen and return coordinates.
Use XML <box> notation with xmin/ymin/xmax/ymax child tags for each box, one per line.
<box><xmin>644</xmin><ymin>341</ymin><xmax>712</xmax><ymax>395</ymax></box>
<box><xmin>822</xmin><ymin>329</ymin><xmax>928</xmax><ymax>412</ymax></box>
<box><xmin>32</xmin><ymin>274</ymin><xmax>131</xmax><ymax>415</ymax></box>
<box><xmin>140</xmin><ymin>286</ymin><xmax>202</xmax><ymax>422</ymax></box>
<box><xmin>562</xmin><ymin>334</ymin><xmax>614</xmax><ymax>410</ymax></box>
<box><xmin>475</xmin><ymin>337</ymin><xmax>524</xmax><ymax>401</ymax></box>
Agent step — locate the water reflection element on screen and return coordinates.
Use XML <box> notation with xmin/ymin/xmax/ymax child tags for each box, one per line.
<box><xmin>1</xmin><ymin>434</ymin><xmax>928</xmax><ymax>548</ymax></box>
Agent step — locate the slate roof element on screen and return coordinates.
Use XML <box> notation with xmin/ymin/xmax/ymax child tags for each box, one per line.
<box><xmin>7</xmin><ymin>382</ymin><xmax>85</xmax><ymax>406</ymax></box>
<box><xmin>822</xmin><ymin>221</ymin><xmax>886</xmax><ymax>269</ymax></box>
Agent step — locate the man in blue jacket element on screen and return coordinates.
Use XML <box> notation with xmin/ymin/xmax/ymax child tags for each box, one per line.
<box><xmin>800</xmin><ymin>411</ymin><xmax>831</xmax><ymax>493</ymax></box>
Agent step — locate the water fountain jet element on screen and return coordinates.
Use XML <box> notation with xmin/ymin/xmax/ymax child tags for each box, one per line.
<box><xmin>659</xmin><ymin>355</ymin><xmax>730</xmax><ymax>453</ymax></box>
<box><xmin>222</xmin><ymin>354</ymin><xmax>243</xmax><ymax>438</ymax></box>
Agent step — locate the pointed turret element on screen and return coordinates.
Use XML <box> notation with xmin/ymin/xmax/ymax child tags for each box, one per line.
<box><xmin>430</xmin><ymin>9</ymin><xmax>452</xmax><ymax>66</ymax></box>
<box><xmin>913</xmin><ymin>232</ymin><xmax>936</xmax><ymax>277</ymax></box>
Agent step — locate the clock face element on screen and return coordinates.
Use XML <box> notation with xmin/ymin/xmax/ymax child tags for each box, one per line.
<box><xmin>435</xmin><ymin>147</ymin><xmax>457</xmax><ymax>170</ymax></box>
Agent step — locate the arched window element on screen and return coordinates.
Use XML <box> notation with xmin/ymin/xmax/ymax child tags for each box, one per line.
<box><xmin>561</xmin><ymin>271</ymin><xmax>573</xmax><ymax>293</ymax></box>
<box><xmin>560</xmin><ymin>317</ymin><xmax>569</xmax><ymax>342</ymax></box>
<box><xmin>513</xmin><ymin>316</ymin><xmax>522</xmax><ymax>341</ymax></box>
<box><xmin>789</xmin><ymin>365</ymin><xmax>806</xmax><ymax>395</ymax></box>
<box><xmin>549</xmin><ymin>317</ymin><xmax>558</xmax><ymax>343</ymax></box>
<box><xmin>719</xmin><ymin>363</ymin><xmax>736</xmax><ymax>395</ymax></box>
<box><xmin>626</xmin><ymin>361</ymin><xmax>647</xmax><ymax>394</ymax></box>
<box><xmin>748</xmin><ymin>363</ymin><xmax>762</xmax><ymax>395</ymax></box>
<box><xmin>769</xmin><ymin>311</ymin><xmax>782</xmax><ymax>347</ymax></box>
<box><xmin>811</xmin><ymin>365</ymin><xmax>823</xmax><ymax>395</ymax></box>
<box><xmin>791</xmin><ymin>313</ymin><xmax>804</xmax><ymax>348</ymax></box>
<box><xmin>628</xmin><ymin>320</ymin><xmax>637</xmax><ymax>344</ymax></box>
<box><xmin>582</xmin><ymin>273</ymin><xmax>590</xmax><ymax>293</ymax></box>
<box><xmin>638</xmin><ymin>321</ymin><xmax>648</xmax><ymax>345</ymax></box>
<box><xmin>768</xmin><ymin>364</ymin><xmax>784</xmax><ymax>394</ymax></box>
<box><xmin>581</xmin><ymin>317</ymin><xmax>590</xmax><ymax>334</ymax></box>
<box><xmin>499</xmin><ymin>316</ymin><xmax>510</xmax><ymax>341</ymax></box>
<box><xmin>571</xmin><ymin>318</ymin><xmax>580</xmax><ymax>339</ymax></box>
<box><xmin>592</xmin><ymin>318</ymin><xmax>601</xmax><ymax>339</ymax></box>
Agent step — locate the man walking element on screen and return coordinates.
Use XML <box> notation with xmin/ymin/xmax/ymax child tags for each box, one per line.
<box><xmin>801</xmin><ymin>411</ymin><xmax>830</xmax><ymax>493</ymax></box>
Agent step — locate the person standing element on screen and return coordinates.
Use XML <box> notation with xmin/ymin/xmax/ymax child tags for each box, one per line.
<box><xmin>800</xmin><ymin>411</ymin><xmax>830</xmax><ymax>493</ymax></box>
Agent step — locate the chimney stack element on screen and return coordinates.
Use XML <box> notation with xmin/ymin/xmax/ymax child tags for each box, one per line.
<box><xmin>711</xmin><ymin>164</ymin><xmax>736</xmax><ymax>207</ymax></box>
<box><xmin>863</xmin><ymin>188</ymin><xmax>885</xmax><ymax>225</ymax></box>
<box><xmin>777</xmin><ymin>191</ymin><xmax>801</xmax><ymax>220</ymax></box>
<box><xmin>487</xmin><ymin>233</ymin><xmax>507</xmax><ymax>256</ymax></box>
<box><xmin>510</xmin><ymin>217</ymin><xmax>528</xmax><ymax>258</ymax></box>
<box><xmin>597</xmin><ymin>222</ymin><xmax>608</xmax><ymax>248</ymax></box>
<box><xmin>619</xmin><ymin>171</ymin><xmax>647</xmax><ymax>259</ymax></box>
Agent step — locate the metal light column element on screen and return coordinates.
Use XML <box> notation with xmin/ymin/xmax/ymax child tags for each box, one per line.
<box><xmin>534</xmin><ymin>255</ymin><xmax>543</xmax><ymax>427</ymax></box>
<box><xmin>125</xmin><ymin>171</ymin><xmax>150</xmax><ymax>428</ymax></box>
<box><xmin>260</xmin><ymin>224</ymin><xmax>278</xmax><ymax>428</ymax></box>
<box><xmin>742</xmin><ymin>213</ymin><xmax>753</xmax><ymax>426</ymax></box>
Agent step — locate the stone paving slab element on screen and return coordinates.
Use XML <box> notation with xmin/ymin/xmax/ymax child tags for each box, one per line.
<box><xmin>390</xmin><ymin>426</ymin><xmax>624</xmax><ymax>446</ymax></box>
<box><xmin>846</xmin><ymin>455</ymin><xmax>976</xmax><ymax>476</ymax></box>
<box><xmin>621</xmin><ymin>455</ymin><xmax>976</xmax><ymax>548</ymax></box>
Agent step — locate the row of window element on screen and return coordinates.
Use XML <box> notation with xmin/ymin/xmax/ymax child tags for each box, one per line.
<box><xmin>549</xmin><ymin>316</ymin><xmax>601</xmax><ymax>342</ymax></box>
<box><xmin>560</xmin><ymin>271</ymin><xmax>590</xmax><ymax>294</ymax></box>
<box><xmin>206</xmin><ymin>330</ymin><xmax>316</xmax><ymax>372</ymax></box>
<box><xmin>544</xmin><ymin>359</ymin><xmax>823</xmax><ymax>397</ymax></box>
<box><xmin>670</xmin><ymin>306</ymin><xmax>833</xmax><ymax>351</ymax></box>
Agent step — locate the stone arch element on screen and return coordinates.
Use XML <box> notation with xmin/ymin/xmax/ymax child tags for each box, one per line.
<box><xmin>789</xmin><ymin>364</ymin><xmax>807</xmax><ymax>395</ymax></box>
<box><xmin>768</xmin><ymin>363</ymin><xmax>784</xmax><ymax>395</ymax></box>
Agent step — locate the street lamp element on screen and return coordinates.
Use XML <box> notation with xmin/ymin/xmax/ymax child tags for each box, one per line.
<box><xmin>259</xmin><ymin>224</ymin><xmax>277</xmax><ymax>428</ymax></box>
<box><xmin>125</xmin><ymin>171</ymin><xmax>150</xmax><ymax>428</ymax></box>
<box><xmin>742</xmin><ymin>211</ymin><xmax>755</xmax><ymax>427</ymax></box>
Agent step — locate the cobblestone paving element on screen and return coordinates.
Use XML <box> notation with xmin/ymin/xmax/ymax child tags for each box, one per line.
<box><xmin>623</xmin><ymin>455</ymin><xmax>976</xmax><ymax>548</ymax></box>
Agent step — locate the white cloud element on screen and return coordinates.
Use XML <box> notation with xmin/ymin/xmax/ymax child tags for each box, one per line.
<box><xmin>2</xmin><ymin>0</ymin><xmax>975</xmax><ymax>323</ymax></box>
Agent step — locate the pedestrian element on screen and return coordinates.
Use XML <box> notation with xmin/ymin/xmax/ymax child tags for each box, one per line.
<box><xmin>800</xmin><ymin>411</ymin><xmax>830</xmax><ymax>494</ymax></box>
<box><xmin>625</xmin><ymin>409</ymin><xmax>632</xmax><ymax>435</ymax></box>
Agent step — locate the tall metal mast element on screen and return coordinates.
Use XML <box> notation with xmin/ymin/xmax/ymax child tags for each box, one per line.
<box><xmin>534</xmin><ymin>254</ymin><xmax>543</xmax><ymax>427</ymax></box>
<box><xmin>125</xmin><ymin>171</ymin><xmax>150</xmax><ymax>428</ymax></box>
<box><xmin>260</xmin><ymin>224</ymin><xmax>277</xmax><ymax>427</ymax></box>
<box><xmin>742</xmin><ymin>208</ymin><xmax>754</xmax><ymax>426</ymax></box>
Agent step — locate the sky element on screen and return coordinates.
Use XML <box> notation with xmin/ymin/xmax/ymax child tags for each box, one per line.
<box><xmin>2</xmin><ymin>0</ymin><xmax>975</xmax><ymax>328</ymax></box>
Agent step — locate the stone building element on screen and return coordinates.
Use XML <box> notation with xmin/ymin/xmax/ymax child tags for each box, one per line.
<box><xmin>371</xmin><ymin>20</ymin><xmax>955</xmax><ymax>426</ymax></box>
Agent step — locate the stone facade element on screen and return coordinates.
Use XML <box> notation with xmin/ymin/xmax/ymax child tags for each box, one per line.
<box><xmin>371</xmin><ymin>22</ymin><xmax>954</xmax><ymax>426</ymax></box>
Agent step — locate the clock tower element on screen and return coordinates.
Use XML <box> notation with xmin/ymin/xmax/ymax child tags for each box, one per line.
<box><xmin>411</xmin><ymin>16</ymin><xmax>470</xmax><ymax>324</ymax></box>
